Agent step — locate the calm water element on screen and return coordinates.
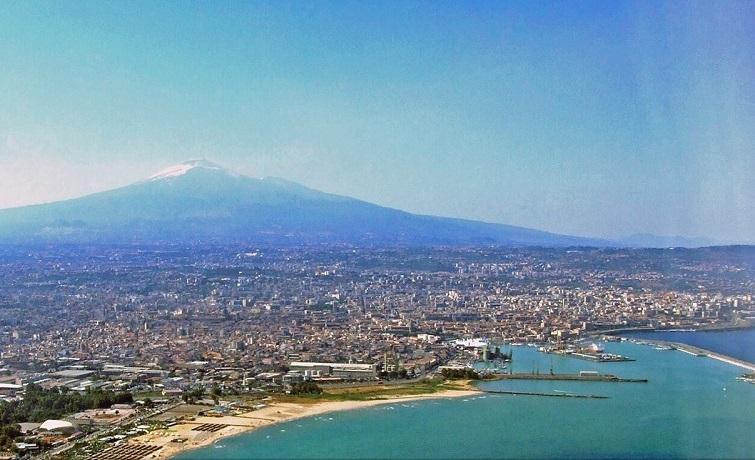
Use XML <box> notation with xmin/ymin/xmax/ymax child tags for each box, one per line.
<box><xmin>625</xmin><ymin>328</ymin><xmax>755</xmax><ymax>363</ymax></box>
<box><xmin>178</xmin><ymin>340</ymin><xmax>755</xmax><ymax>459</ymax></box>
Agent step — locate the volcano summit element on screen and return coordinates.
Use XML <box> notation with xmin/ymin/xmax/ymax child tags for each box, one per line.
<box><xmin>0</xmin><ymin>160</ymin><xmax>604</xmax><ymax>246</ymax></box>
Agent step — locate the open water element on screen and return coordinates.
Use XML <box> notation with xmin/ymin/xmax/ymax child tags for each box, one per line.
<box><xmin>177</xmin><ymin>339</ymin><xmax>755</xmax><ymax>459</ymax></box>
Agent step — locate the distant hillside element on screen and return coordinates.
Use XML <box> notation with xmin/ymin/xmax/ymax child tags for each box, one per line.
<box><xmin>617</xmin><ymin>233</ymin><xmax>719</xmax><ymax>248</ymax></box>
<box><xmin>0</xmin><ymin>160</ymin><xmax>608</xmax><ymax>246</ymax></box>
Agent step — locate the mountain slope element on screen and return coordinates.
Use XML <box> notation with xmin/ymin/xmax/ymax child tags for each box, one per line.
<box><xmin>0</xmin><ymin>160</ymin><xmax>606</xmax><ymax>246</ymax></box>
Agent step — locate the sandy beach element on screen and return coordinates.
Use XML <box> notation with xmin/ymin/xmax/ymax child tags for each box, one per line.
<box><xmin>131</xmin><ymin>388</ymin><xmax>481</xmax><ymax>459</ymax></box>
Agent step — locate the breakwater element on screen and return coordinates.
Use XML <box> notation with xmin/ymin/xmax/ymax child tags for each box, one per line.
<box><xmin>479</xmin><ymin>389</ymin><xmax>609</xmax><ymax>399</ymax></box>
<box><xmin>638</xmin><ymin>339</ymin><xmax>755</xmax><ymax>372</ymax></box>
<box><xmin>492</xmin><ymin>373</ymin><xmax>647</xmax><ymax>383</ymax></box>
<box><xmin>624</xmin><ymin>328</ymin><xmax>755</xmax><ymax>365</ymax></box>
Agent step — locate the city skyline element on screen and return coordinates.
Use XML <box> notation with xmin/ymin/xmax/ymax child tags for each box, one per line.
<box><xmin>2</xmin><ymin>1</ymin><xmax>754</xmax><ymax>243</ymax></box>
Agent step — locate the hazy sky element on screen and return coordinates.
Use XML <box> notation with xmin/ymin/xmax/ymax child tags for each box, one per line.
<box><xmin>1</xmin><ymin>1</ymin><xmax>754</xmax><ymax>242</ymax></box>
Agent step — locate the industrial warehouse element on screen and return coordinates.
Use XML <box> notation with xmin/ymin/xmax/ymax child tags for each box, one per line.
<box><xmin>288</xmin><ymin>362</ymin><xmax>378</xmax><ymax>381</ymax></box>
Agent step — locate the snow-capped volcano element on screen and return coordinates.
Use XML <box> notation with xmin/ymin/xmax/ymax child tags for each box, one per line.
<box><xmin>148</xmin><ymin>159</ymin><xmax>227</xmax><ymax>181</ymax></box>
<box><xmin>0</xmin><ymin>160</ymin><xmax>606</xmax><ymax>246</ymax></box>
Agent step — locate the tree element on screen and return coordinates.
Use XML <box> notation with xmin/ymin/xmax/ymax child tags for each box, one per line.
<box><xmin>181</xmin><ymin>387</ymin><xmax>205</xmax><ymax>404</ymax></box>
<box><xmin>0</xmin><ymin>385</ymin><xmax>135</xmax><ymax>447</ymax></box>
<box><xmin>441</xmin><ymin>368</ymin><xmax>480</xmax><ymax>380</ymax></box>
<box><xmin>290</xmin><ymin>382</ymin><xmax>322</xmax><ymax>395</ymax></box>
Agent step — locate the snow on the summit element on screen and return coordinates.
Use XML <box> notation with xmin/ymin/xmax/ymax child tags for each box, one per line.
<box><xmin>148</xmin><ymin>160</ymin><xmax>224</xmax><ymax>181</ymax></box>
<box><xmin>148</xmin><ymin>163</ymin><xmax>195</xmax><ymax>180</ymax></box>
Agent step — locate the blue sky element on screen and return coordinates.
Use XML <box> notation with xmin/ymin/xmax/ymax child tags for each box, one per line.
<box><xmin>1</xmin><ymin>0</ymin><xmax>753</xmax><ymax>242</ymax></box>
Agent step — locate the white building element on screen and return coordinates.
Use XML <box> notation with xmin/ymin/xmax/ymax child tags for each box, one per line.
<box><xmin>289</xmin><ymin>362</ymin><xmax>377</xmax><ymax>380</ymax></box>
<box><xmin>38</xmin><ymin>419</ymin><xmax>77</xmax><ymax>435</ymax></box>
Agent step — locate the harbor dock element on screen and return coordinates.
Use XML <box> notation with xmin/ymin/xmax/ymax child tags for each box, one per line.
<box><xmin>492</xmin><ymin>372</ymin><xmax>647</xmax><ymax>383</ymax></box>
<box><xmin>636</xmin><ymin>339</ymin><xmax>755</xmax><ymax>372</ymax></box>
<box><xmin>539</xmin><ymin>343</ymin><xmax>635</xmax><ymax>362</ymax></box>
<box><xmin>480</xmin><ymin>389</ymin><xmax>609</xmax><ymax>399</ymax></box>
<box><xmin>568</xmin><ymin>352</ymin><xmax>635</xmax><ymax>362</ymax></box>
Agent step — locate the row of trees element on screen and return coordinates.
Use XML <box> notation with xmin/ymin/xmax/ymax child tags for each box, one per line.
<box><xmin>181</xmin><ymin>387</ymin><xmax>206</xmax><ymax>404</ymax></box>
<box><xmin>289</xmin><ymin>381</ymin><xmax>322</xmax><ymax>395</ymax></box>
<box><xmin>180</xmin><ymin>384</ymin><xmax>239</xmax><ymax>405</ymax></box>
<box><xmin>440</xmin><ymin>368</ymin><xmax>481</xmax><ymax>380</ymax></box>
<box><xmin>0</xmin><ymin>383</ymin><xmax>133</xmax><ymax>425</ymax></box>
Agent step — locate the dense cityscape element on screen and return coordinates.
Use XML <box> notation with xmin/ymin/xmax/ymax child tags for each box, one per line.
<box><xmin>1</xmin><ymin>244</ymin><xmax>754</xmax><ymax>455</ymax></box>
<box><xmin>3</xmin><ymin>245</ymin><xmax>753</xmax><ymax>375</ymax></box>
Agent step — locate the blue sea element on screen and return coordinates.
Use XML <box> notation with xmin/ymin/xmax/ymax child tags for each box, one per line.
<box><xmin>625</xmin><ymin>328</ymin><xmax>755</xmax><ymax>363</ymax></box>
<box><xmin>177</xmin><ymin>336</ymin><xmax>755</xmax><ymax>459</ymax></box>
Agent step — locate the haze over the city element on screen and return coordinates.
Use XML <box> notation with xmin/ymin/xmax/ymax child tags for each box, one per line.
<box><xmin>1</xmin><ymin>1</ymin><xmax>754</xmax><ymax>243</ymax></box>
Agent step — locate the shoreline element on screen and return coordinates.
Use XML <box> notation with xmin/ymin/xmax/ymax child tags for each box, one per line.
<box><xmin>131</xmin><ymin>388</ymin><xmax>482</xmax><ymax>459</ymax></box>
<box><xmin>125</xmin><ymin>332</ymin><xmax>755</xmax><ymax>459</ymax></box>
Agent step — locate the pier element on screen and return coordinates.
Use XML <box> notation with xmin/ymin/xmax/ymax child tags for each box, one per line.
<box><xmin>637</xmin><ymin>339</ymin><xmax>755</xmax><ymax>372</ymax></box>
<box><xmin>491</xmin><ymin>372</ymin><xmax>647</xmax><ymax>383</ymax></box>
<box><xmin>569</xmin><ymin>352</ymin><xmax>635</xmax><ymax>362</ymax></box>
<box><xmin>480</xmin><ymin>389</ymin><xmax>609</xmax><ymax>399</ymax></box>
<box><xmin>541</xmin><ymin>346</ymin><xmax>635</xmax><ymax>362</ymax></box>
